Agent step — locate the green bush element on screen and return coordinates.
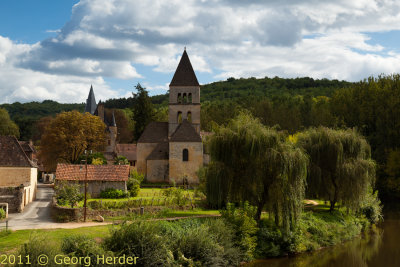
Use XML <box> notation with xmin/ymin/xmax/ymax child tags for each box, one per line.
<box><xmin>0</xmin><ymin>208</ymin><xmax>5</xmax><ymax>219</ymax></box>
<box><xmin>127</xmin><ymin>170</ymin><xmax>144</xmax><ymax>197</ymax></box>
<box><xmin>358</xmin><ymin>189</ymin><xmax>383</xmax><ymax>224</ymax></box>
<box><xmin>104</xmin><ymin>221</ymin><xmax>174</xmax><ymax>266</ymax></box>
<box><xmin>55</xmin><ymin>181</ymin><xmax>84</xmax><ymax>208</ymax></box>
<box><xmin>221</xmin><ymin>202</ymin><xmax>258</xmax><ymax>261</ymax></box>
<box><xmin>61</xmin><ymin>235</ymin><xmax>111</xmax><ymax>266</ymax></box>
<box><xmin>162</xmin><ymin>187</ymin><xmax>188</xmax><ymax>206</ymax></box>
<box><xmin>99</xmin><ymin>188</ymin><xmax>128</xmax><ymax>199</ymax></box>
<box><xmin>18</xmin><ymin>234</ymin><xmax>61</xmax><ymax>266</ymax></box>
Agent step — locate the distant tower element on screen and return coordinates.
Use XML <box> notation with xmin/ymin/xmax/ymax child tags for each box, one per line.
<box><xmin>168</xmin><ymin>50</ymin><xmax>201</xmax><ymax>136</ymax></box>
<box><xmin>106</xmin><ymin>112</ymin><xmax>118</xmax><ymax>153</ymax></box>
<box><xmin>85</xmin><ymin>85</ymin><xmax>97</xmax><ymax>114</ymax></box>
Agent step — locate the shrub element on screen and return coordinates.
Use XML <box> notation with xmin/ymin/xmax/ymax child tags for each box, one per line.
<box><xmin>162</xmin><ymin>187</ymin><xmax>188</xmax><ymax>206</ymax></box>
<box><xmin>221</xmin><ymin>202</ymin><xmax>258</xmax><ymax>261</ymax></box>
<box><xmin>127</xmin><ymin>170</ymin><xmax>144</xmax><ymax>197</ymax></box>
<box><xmin>100</xmin><ymin>188</ymin><xmax>128</xmax><ymax>199</ymax></box>
<box><xmin>114</xmin><ymin>156</ymin><xmax>129</xmax><ymax>165</ymax></box>
<box><xmin>358</xmin><ymin>189</ymin><xmax>383</xmax><ymax>224</ymax></box>
<box><xmin>18</xmin><ymin>234</ymin><xmax>60</xmax><ymax>266</ymax></box>
<box><xmin>104</xmin><ymin>221</ymin><xmax>174</xmax><ymax>266</ymax></box>
<box><xmin>61</xmin><ymin>235</ymin><xmax>111</xmax><ymax>265</ymax></box>
<box><xmin>55</xmin><ymin>182</ymin><xmax>84</xmax><ymax>208</ymax></box>
<box><xmin>0</xmin><ymin>208</ymin><xmax>5</xmax><ymax>219</ymax></box>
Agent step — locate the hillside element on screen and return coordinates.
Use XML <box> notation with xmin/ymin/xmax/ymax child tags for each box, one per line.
<box><xmin>0</xmin><ymin>76</ymin><xmax>352</xmax><ymax>140</ymax></box>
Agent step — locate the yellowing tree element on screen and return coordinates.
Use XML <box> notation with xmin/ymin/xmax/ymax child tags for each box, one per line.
<box><xmin>39</xmin><ymin>111</ymin><xmax>106</xmax><ymax>171</ymax></box>
<box><xmin>0</xmin><ymin>108</ymin><xmax>20</xmax><ymax>138</ymax></box>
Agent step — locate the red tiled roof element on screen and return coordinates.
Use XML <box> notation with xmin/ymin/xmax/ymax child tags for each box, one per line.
<box><xmin>116</xmin><ymin>144</ymin><xmax>137</xmax><ymax>161</ymax></box>
<box><xmin>55</xmin><ymin>163</ymin><xmax>129</xmax><ymax>181</ymax></box>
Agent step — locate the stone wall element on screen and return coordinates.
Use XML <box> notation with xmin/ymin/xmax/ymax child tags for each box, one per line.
<box><xmin>0</xmin><ymin>167</ymin><xmax>32</xmax><ymax>187</ymax></box>
<box><xmin>169</xmin><ymin>142</ymin><xmax>203</xmax><ymax>184</ymax></box>
<box><xmin>168</xmin><ymin>104</ymin><xmax>201</xmax><ymax>136</ymax></box>
<box><xmin>137</xmin><ymin>143</ymin><xmax>159</xmax><ymax>175</ymax></box>
<box><xmin>146</xmin><ymin>159</ymin><xmax>169</xmax><ymax>183</ymax></box>
<box><xmin>0</xmin><ymin>186</ymin><xmax>24</xmax><ymax>213</ymax></box>
<box><xmin>56</xmin><ymin>180</ymin><xmax>126</xmax><ymax>198</ymax></box>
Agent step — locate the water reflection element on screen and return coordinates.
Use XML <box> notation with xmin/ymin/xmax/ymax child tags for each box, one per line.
<box><xmin>248</xmin><ymin>215</ymin><xmax>400</xmax><ymax>267</ymax></box>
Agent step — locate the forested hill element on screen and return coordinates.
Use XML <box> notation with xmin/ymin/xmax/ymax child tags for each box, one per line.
<box><xmin>0</xmin><ymin>76</ymin><xmax>352</xmax><ymax>140</ymax></box>
<box><xmin>104</xmin><ymin>76</ymin><xmax>353</xmax><ymax>108</ymax></box>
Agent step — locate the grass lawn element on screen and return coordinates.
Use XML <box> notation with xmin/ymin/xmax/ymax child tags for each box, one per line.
<box><xmin>0</xmin><ymin>226</ymin><xmax>111</xmax><ymax>254</ymax></box>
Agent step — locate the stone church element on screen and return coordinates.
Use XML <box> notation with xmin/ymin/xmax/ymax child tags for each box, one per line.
<box><xmin>137</xmin><ymin>50</ymin><xmax>203</xmax><ymax>184</ymax></box>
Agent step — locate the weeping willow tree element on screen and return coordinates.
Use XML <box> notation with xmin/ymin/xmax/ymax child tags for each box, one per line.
<box><xmin>205</xmin><ymin>113</ymin><xmax>308</xmax><ymax>232</ymax></box>
<box><xmin>297</xmin><ymin>127</ymin><xmax>376</xmax><ymax>211</ymax></box>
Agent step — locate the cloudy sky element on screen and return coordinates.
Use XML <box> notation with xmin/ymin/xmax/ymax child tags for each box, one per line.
<box><xmin>1</xmin><ymin>0</ymin><xmax>400</xmax><ymax>104</ymax></box>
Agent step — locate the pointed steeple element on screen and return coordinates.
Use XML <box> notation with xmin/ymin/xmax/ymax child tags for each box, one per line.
<box><xmin>111</xmin><ymin>111</ymin><xmax>117</xmax><ymax>127</ymax></box>
<box><xmin>85</xmin><ymin>85</ymin><xmax>97</xmax><ymax>114</ymax></box>
<box><xmin>170</xmin><ymin>50</ymin><xmax>200</xmax><ymax>87</ymax></box>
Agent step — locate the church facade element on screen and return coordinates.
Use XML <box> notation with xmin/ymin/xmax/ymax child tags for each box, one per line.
<box><xmin>137</xmin><ymin>50</ymin><xmax>203</xmax><ymax>184</ymax></box>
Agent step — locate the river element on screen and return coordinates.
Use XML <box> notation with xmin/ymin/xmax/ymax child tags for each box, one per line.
<box><xmin>248</xmin><ymin>210</ymin><xmax>400</xmax><ymax>267</ymax></box>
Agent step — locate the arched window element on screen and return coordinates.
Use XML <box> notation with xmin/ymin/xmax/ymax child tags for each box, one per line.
<box><xmin>177</xmin><ymin>93</ymin><xmax>182</xmax><ymax>103</ymax></box>
<box><xmin>187</xmin><ymin>111</ymin><xmax>192</xmax><ymax>123</ymax></box>
<box><xmin>188</xmin><ymin>93</ymin><xmax>192</xmax><ymax>103</ymax></box>
<box><xmin>177</xmin><ymin>111</ymin><xmax>182</xmax><ymax>123</ymax></box>
<box><xmin>183</xmin><ymin>149</ymin><xmax>189</xmax><ymax>161</ymax></box>
<box><xmin>183</xmin><ymin>93</ymin><xmax>187</xmax><ymax>104</ymax></box>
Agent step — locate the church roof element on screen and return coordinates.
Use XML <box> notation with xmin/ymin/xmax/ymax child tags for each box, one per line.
<box><xmin>147</xmin><ymin>142</ymin><xmax>169</xmax><ymax>160</ymax></box>
<box><xmin>137</xmin><ymin>122</ymin><xmax>169</xmax><ymax>143</ymax></box>
<box><xmin>170</xmin><ymin>50</ymin><xmax>200</xmax><ymax>87</ymax></box>
<box><xmin>170</xmin><ymin>120</ymin><xmax>202</xmax><ymax>142</ymax></box>
<box><xmin>0</xmin><ymin>136</ymin><xmax>36</xmax><ymax>167</ymax></box>
<box><xmin>85</xmin><ymin>85</ymin><xmax>97</xmax><ymax>114</ymax></box>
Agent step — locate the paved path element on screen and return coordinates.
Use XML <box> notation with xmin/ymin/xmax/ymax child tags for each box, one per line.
<box><xmin>7</xmin><ymin>184</ymin><xmax>110</xmax><ymax>230</ymax></box>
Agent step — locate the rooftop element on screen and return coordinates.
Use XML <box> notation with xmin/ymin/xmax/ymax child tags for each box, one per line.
<box><xmin>55</xmin><ymin>163</ymin><xmax>129</xmax><ymax>182</ymax></box>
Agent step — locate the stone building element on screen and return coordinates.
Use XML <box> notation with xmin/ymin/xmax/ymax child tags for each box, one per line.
<box><xmin>137</xmin><ymin>50</ymin><xmax>203</xmax><ymax>184</ymax></box>
<box><xmin>0</xmin><ymin>136</ymin><xmax>38</xmax><ymax>212</ymax></box>
<box><xmin>55</xmin><ymin>163</ymin><xmax>129</xmax><ymax>197</ymax></box>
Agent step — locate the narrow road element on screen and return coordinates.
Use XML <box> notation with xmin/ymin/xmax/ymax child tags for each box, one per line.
<box><xmin>7</xmin><ymin>184</ymin><xmax>109</xmax><ymax>230</ymax></box>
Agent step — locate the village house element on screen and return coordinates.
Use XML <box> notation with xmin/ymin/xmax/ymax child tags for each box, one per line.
<box><xmin>0</xmin><ymin>136</ymin><xmax>38</xmax><ymax>213</ymax></box>
<box><xmin>55</xmin><ymin>163</ymin><xmax>129</xmax><ymax>197</ymax></box>
<box><xmin>137</xmin><ymin>50</ymin><xmax>204</xmax><ymax>184</ymax></box>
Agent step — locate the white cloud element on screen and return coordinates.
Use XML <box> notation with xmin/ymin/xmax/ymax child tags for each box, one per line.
<box><xmin>2</xmin><ymin>0</ymin><xmax>400</xmax><ymax>103</ymax></box>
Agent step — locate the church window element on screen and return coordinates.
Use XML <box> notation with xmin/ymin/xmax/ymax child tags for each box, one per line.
<box><xmin>177</xmin><ymin>93</ymin><xmax>182</xmax><ymax>103</ymax></box>
<box><xmin>108</xmin><ymin>140</ymin><xmax>111</xmax><ymax>145</ymax></box>
<box><xmin>188</xmin><ymin>93</ymin><xmax>192</xmax><ymax>103</ymax></box>
<box><xmin>187</xmin><ymin>111</ymin><xmax>192</xmax><ymax>123</ymax></box>
<box><xmin>177</xmin><ymin>111</ymin><xmax>182</xmax><ymax>123</ymax></box>
<box><xmin>183</xmin><ymin>93</ymin><xmax>187</xmax><ymax>104</ymax></box>
<box><xmin>183</xmin><ymin>149</ymin><xmax>189</xmax><ymax>161</ymax></box>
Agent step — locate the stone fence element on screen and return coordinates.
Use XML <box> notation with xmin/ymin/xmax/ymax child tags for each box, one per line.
<box><xmin>0</xmin><ymin>186</ymin><xmax>24</xmax><ymax>213</ymax></box>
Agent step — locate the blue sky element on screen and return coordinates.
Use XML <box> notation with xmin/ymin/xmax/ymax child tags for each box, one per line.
<box><xmin>1</xmin><ymin>0</ymin><xmax>400</xmax><ymax>103</ymax></box>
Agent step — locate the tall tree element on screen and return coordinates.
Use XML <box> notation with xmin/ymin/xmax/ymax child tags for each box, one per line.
<box><xmin>0</xmin><ymin>108</ymin><xmax>20</xmax><ymax>138</ymax></box>
<box><xmin>39</xmin><ymin>111</ymin><xmax>106</xmax><ymax>171</ymax></box>
<box><xmin>132</xmin><ymin>83</ymin><xmax>154</xmax><ymax>141</ymax></box>
<box><xmin>297</xmin><ymin>127</ymin><xmax>376</xmax><ymax>211</ymax></box>
<box><xmin>205</xmin><ymin>113</ymin><xmax>308</xmax><ymax>233</ymax></box>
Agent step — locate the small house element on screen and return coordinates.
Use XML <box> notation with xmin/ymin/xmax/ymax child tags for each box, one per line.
<box><xmin>55</xmin><ymin>163</ymin><xmax>129</xmax><ymax>197</ymax></box>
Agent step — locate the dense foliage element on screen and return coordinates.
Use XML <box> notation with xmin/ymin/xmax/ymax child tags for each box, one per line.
<box><xmin>127</xmin><ymin>170</ymin><xmax>144</xmax><ymax>197</ymax></box>
<box><xmin>55</xmin><ymin>182</ymin><xmax>84</xmax><ymax>208</ymax></box>
<box><xmin>39</xmin><ymin>111</ymin><xmax>106</xmax><ymax>171</ymax></box>
<box><xmin>132</xmin><ymin>83</ymin><xmax>154</xmax><ymax>141</ymax></box>
<box><xmin>99</xmin><ymin>188</ymin><xmax>129</xmax><ymax>199</ymax></box>
<box><xmin>205</xmin><ymin>113</ymin><xmax>308</xmax><ymax>232</ymax></box>
<box><xmin>0</xmin><ymin>108</ymin><xmax>20</xmax><ymax>138</ymax></box>
<box><xmin>297</xmin><ymin>127</ymin><xmax>376</xmax><ymax>211</ymax></box>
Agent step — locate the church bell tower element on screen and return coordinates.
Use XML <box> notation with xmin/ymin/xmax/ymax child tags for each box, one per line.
<box><xmin>168</xmin><ymin>49</ymin><xmax>201</xmax><ymax>136</ymax></box>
